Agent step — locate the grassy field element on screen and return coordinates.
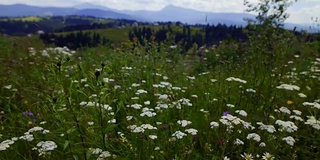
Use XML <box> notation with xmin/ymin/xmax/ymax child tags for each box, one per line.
<box><xmin>0</xmin><ymin>16</ymin><xmax>43</xmax><ymax>22</ymax></box>
<box><xmin>0</xmin><ymin>28</ymin><xmax>319</xmax><ymax>160</ymax></box>
<box><xmin>0</xmin><ymin>16</ymin><xmax>115</xmax><ymax>23</ymax></box>
<box><xmin>55</xmin><ymin>25</ymin><xmax>203</xmax><ymax>43</ymax></box>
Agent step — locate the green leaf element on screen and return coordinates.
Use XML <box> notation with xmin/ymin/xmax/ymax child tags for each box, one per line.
<box><xmin>67</xmin><ymin>127</ymin><xmax>76</xmax><ymax>134</ymax></box>
<box><xmin>73</xmin><ymin>154</ymin><xmax>79</xmax><ymax>160</ymax></box>
<box><xmin>63</xmin><ymin>140</ymin><xmax>70</xmax><ymax>150</ymax></box>
<box><xmin>86</xmin><ymin>149</ymin><xmax>92</xmax><ymax>160</ymax></box>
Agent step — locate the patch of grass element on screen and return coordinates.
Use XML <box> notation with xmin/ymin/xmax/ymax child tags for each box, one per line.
<box><xmin>55</xmin><ymin>25</ymin><xmax>204</xmax><ymax>43</ymax></box>
<box><xmin>0</xmin><ymin>32</ymin><xmax>319</xmax><ymax>160</ymax></box>
<box><xmin>14</xmin><ymin>16</ymin><xmax>43</xmax><ymax>22</ymax></box>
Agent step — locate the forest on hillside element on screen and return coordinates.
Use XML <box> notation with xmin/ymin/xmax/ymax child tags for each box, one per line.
<box><xmin>0</xmin><ymin>16</ymin><xmax>137</xmax><ymax>36</ymax></box>
<box><xmin>1</xmin><ymin>15</ymin><xmax>319</xmax><ymax>52</ymax></box>
<box><xmin>39</xmin><ymin>22</ymin><xmax>320</xmax><ymax>52</ymax></box>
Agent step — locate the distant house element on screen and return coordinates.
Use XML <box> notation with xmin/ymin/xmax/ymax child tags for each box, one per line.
<box><xmin>132</xmin><ymin>22</ymin><xmax>139</xmax><ymax>27</ymax></box>
<box><xmin>37</xmin><ymin>30</ymin><xmax>45</xmax><ymax>34</ymax></box>
<box><xmin>153</xmin><ymin>22</ymin><xmax>159</xmax><ymax>26</ymax></box>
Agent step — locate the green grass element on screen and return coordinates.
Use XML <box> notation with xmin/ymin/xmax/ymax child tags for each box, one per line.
<box><xmin>0</xmin><ymin>16</ymin><xmax>115</xmax><ymax>23</ymax></box>
<box><xmin>0</xmin><ymin>32</ymin><xmax>320</xmax><ymax>160</ymax></box>
<box><xmin>55</xmin><ymin>25</ymin><xmax>204</xmax><ymax>43</ymax></box>
<box><xmin>0</xmin><ymin>16</ymin><xmax>44</xmax><ymax>22</ymax></box>
<box><xmin>94</xmin><ymin>28</ymin><xmax>133</xmax><ymax>42</ymax></box>
<box><xmin>55</xmin><ymin>27</ymin><xmax>132</xmax><ymax>43</ymax></box>
<box><xmin>16</xmin><ymin>16</ymin><xmax>43</xmax><ymax>22</ymax></box>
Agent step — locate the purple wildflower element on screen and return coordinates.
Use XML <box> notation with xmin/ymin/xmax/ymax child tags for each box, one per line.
<box><xmin>223</xmin><ymin>111</ymin><xmax>230</xmax><ymax>116</ymax></box>
<box><xmin>23</xmin><ymin>111</ymin><xmax>35</xmax><ymax>117</ymax></box>
<box><xmin>28</xmin><ymin>111</ymin><xmax>34</xmax><ymax>116</ymax></box>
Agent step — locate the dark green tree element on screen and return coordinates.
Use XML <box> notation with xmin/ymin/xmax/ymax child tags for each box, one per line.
<box><xmin>243</xmin><ymin>0</ymin><xmax>298</xmax><ymax>59</ymax></box>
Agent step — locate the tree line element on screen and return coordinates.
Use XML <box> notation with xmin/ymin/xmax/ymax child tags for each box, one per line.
<box><xmin>128</xmin><ymin>24</ymin><xmax>247</xmax><ymax>53</ymax></box>
<box><xmin>39</xmin><ymin>31</ymin><xmax>109</xmax><ymax>50</ymax></box>
<box><xmin>0</xmin><ymin>16</ymin><xmax>138</xmax><ymax>36</ymax></box>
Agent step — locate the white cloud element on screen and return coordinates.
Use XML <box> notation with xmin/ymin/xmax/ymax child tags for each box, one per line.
<box><xmin>287</xmin><ymin>1</ymin><xmax>320</xmax><ymax>23</ymax></box>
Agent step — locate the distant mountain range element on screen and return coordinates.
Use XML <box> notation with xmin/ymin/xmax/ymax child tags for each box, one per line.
<box><xmin>0</xmin><ymin>3</ymin><xmax>253</xmax><ymax>25</ymax></box>
<box><xmin>0</xmin><ymin>3</ymin><xmax>311</xmax><ymax>31</ymax></box>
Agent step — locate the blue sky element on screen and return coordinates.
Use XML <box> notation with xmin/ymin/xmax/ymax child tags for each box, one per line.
<box><xmin>1</xmin><ymin>0</ymin><xmax>319</xmax><ymax>24</ymax></box>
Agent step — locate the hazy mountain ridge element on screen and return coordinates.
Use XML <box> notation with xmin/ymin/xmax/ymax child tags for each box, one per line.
<box><xmin>0</xmin><ymin>3</ymin><xmax>312</xmax><ymax>31</ymax></box>
<box><xmin>0</xmin><ymin>4</ymin><xmax>77</xmax><ymax>16</ymax></box>
<box><xmin>0</xmin><ymin>4</ymin><xmax>132</xmax><ymax>19</ymax></box>
<box><xmin>0</xmin><ymin>3</ymin><xmax>253</xmax><ymax>25</ymax></box>
<box><xmin>96</xmin><ymin>4</ymin><xmax>255</xmax><ymax>25</ymax></box>
<box><xmin>73</xmin><ymin>2</ymin><xmax>115</xmax><ymax>11</ymax></box>
<box><xmin>73</xmin><ymin>9</ymin><xmax>134</xmax><ymax>20</ymax></box>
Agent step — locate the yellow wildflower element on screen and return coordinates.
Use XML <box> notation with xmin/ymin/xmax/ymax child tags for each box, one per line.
<box><xmin>287</xmin><ymin>100</ymin><xmax>294</xmax><ymax>105</ymax></box>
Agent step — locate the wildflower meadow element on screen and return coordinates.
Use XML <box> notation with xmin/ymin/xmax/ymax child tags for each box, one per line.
<box><xmin>1</xmin><ymin>0</ymin><xmax>320</xmax><ymax>160</ymax></box>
